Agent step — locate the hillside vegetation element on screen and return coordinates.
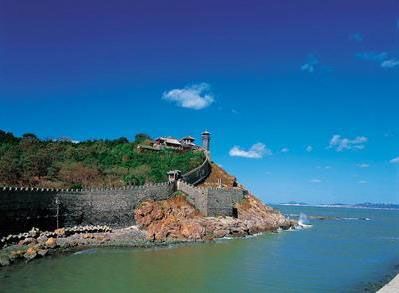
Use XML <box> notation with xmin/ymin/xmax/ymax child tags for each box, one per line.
<box><xmin>0</xmin><ymin>130</ymin><xmax>205</xmax><ymax>188</ymax></box>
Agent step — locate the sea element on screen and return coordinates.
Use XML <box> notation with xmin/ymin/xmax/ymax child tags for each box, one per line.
<box><xmin>1</xmin><ymin>205</ymin><xmax>399</xmax><ymax>293</ymax></box>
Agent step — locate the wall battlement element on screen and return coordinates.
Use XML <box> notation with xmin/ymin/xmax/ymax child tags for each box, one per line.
<box><xmin>181</xmin><ymin>153</ymin><xmax>211</xmax><ymax>185</ymax></box>
<box><xmin>1</xmin><ymin>182</ymin><xmax>171</xmax><ymax>193</ymax></box>
<box><xmin>0</xmin><ymin>155</ymin><xmax>246</xmax><ymax>236</ymax></box>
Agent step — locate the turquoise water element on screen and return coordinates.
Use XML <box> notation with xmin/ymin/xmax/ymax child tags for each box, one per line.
<box><xmin>1</xmin><ymin>205</ymin><xmax>399</xmax><ymax>292</ymax></box>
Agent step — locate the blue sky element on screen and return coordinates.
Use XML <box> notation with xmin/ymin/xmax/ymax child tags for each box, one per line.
<box><xmin>1</xmin><ymin>0</ymin><xmax>399</xmax><ymax>204</ymax></box>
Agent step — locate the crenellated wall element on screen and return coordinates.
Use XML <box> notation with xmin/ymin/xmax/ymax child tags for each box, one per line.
<box><xmin>181</xmin><ymin>153</ymin><xmax>211</xmax><ymax>185</ymax></box>
<box><xmin>176</xmin><ymin>180</ymin><xmax>247</xmax><ymax>217</ymax></box>
<box><xmin>0</xmin><ymin>157</ymin><xmax>247</xmax><ymax>236</ymax></box>
<box><xmin>0</xmin><ymin>183</ymin><xmax>175</xmax><ymax>237</ymax></box>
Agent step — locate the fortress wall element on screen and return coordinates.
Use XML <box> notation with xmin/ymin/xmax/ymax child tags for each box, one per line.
<box><xmin>0</xmin><ymin>183</ymin><xmax>175</xmax><ymax>237</ymax></box>
<box><xmin>207</xmin><ymin>188</ymin><xmax>247</xmax><ymax>217</ymax></box>
<box><xmin>0</xmin><ymin>179</ymin><xmax>247</xmax><ymax>237</ymax></box>
<box><xmin>176</xmin><ymin>180</ymin><xmax>208</xmax><ymax>216</ymax></box>
<box><xmin>181</xmin><ymin>155</ymin><xmax>211</xmax><ymax>185</ymax></box>
<box><xmin>176</xmin><ymin>181</ymin><xmax>247</xmax><ymax>217</ymax></box>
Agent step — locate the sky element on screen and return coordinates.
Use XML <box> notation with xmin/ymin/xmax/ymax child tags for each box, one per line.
<box><xmin>1</xmin><ymin>0</ymin><xmax>399</xmax><ymax>204</ymax></box>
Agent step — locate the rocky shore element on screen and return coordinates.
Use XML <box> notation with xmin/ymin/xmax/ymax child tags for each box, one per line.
<box><xmin>0</xmin><ymin>225</ymin><xmax>155</xmax><ymax>267</ymax></box>
<box><xmin>0</xmin><ymin>192</ymin><xmax>295</xmax><ymax>268</ymax></box>
<box><xmin>134</xmin><ymin>193</ymin><xmax>295</xmax><ymax>241</ymax></box>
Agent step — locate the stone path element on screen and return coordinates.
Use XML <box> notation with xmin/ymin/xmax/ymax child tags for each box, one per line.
<box><xmin>378</xmin><ymin>274</ymin><xmax>399</xmax><ymax>293</ymax></box>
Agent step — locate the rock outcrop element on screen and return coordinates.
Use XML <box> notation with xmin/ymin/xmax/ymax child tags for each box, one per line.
<box><xmin>197</xmin><ymin>163</ymin><xmax>238</xmax><ymax>188</ymax></box>
<box><xmin>134</xmin><ymin>193</ymin><xmax>294</xmax><ymax>241</ymax></box>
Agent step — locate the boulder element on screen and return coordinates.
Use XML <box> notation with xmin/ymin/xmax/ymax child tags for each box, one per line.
<box><xmin>212</xmin><ymin>229</ymin><xmax>229</xmax><ymax>238</ymax></box>
<box><xmin>24</xmin><ymin>247</ymin><xmax>38</xmax><ymax>261</ymax></box>
<box><xmin>55</xmin><ymin>228</ymin><xmax>65</xmax><ymax>237</ymax></box>
<box><xmin>9</xmin><ymin>250</ymin><xmax>25</xmax><ymax>261</ymax></box>
<box><xmin>180</xmin><ymin>222</ymin><xmax>205</xmax><ymax>240</ymax></box>
<box><xmin>0</xmin><ymin>255</ymin><xmax>10</xmax><ymax>267</ymax></box>
<box><xmin>45</xmin><ymin>237</ymin><xmax>58</xmax><ymax>249</ymax></box>
<box><xmin>18</xmin><ymin>237</ymin><xmax>37</xmax><ymax>246</ymax></box>
<box><xmin>38</xmin><ymin>249</ymin><xmax>48</xmax><ymax>257</ymax></box>
<box><xmin>37</xmin><ymin>235</ymin><xmax>48</xmax><ymax>243</ymax></box>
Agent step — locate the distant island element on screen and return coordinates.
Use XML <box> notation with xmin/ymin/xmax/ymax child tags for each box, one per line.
<box><xmin>279</xmin><ymin>201</ymin><xmax>399</xmax><ymax>210</ymax></box>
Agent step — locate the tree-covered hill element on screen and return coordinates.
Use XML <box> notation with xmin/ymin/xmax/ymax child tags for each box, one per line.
<box><xmin>0</xmin><ymin>130</ymin><xmax>205</xmax><ymax>188</ymax></box>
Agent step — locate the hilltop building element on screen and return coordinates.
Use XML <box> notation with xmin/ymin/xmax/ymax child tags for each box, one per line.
<box><xmin>138</xmin><ymin>131</ymin><xmax>211</xmax><ymax>152</ymax></box>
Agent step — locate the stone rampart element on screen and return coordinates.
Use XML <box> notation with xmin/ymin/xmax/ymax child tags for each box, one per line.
<box><xmin>176</xmin><ymin>180</ymin><xmax>208</xmax><ymax>216</ymax></box>
<box><xmin>176</xmin><ymin>181</ymin><xmax>247</xmax><ymax>217</ymax></box>
<box><xmin>0</xmin><ymin>154</ymin><xmax>246</xmax><ymax>236</ymax></box>
<box><xmin>206</xmin><ymin>188</ymin><xmax>248</xmax><ymax>217</ymax></box>
<box><xmin>181</xmin><ymin>153</ymin><xmax>211</xmax><ymax>185</ymax></box>
<box><xmin>0</xmin><ymin>183</ymin><xmax>175</xmax><ymax>237</ymax></box>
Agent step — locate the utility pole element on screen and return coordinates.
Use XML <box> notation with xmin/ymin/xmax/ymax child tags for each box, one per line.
<box><xmin>55</xmin><ymin>197</ymin><xmax>60</xmax><ymax>229</ymax></box>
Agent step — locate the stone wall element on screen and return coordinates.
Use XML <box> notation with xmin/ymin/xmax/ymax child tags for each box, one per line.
<box><xmin>176</xmin><ymin>181</ymin><xmax>246</xmax><ymax>217</ymax></box>
<box><xmin>0</xmin><ymin>156</ymin><xmax>246</xmax><ymax>236</ymax></box>
<box><xmin>0</xmin><ymin>183</ymin><xmax>175</xmax><ymax>237</ymax></box>
<box><xmin>181</xmin><ymin>154</ymin><xmax>211</xmax><ymax>185</ymax></box>
<box><xmin>207</xmin><ymin>188</ymin><xmax>248</xmax><ymax>217</ymax></box>
<box><xmin>176</xmin><ymin>180</ymin><xmax>208</xmax><ymax>216</ymax></box>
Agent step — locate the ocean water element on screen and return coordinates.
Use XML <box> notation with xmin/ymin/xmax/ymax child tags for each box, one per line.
<box><xmin>1</xmin><ymin>205</ymin><xmax>399</xmax><ymax>293</ymax></box>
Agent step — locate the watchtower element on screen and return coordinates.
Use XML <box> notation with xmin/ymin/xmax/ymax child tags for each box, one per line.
<box><xmin>201</xmin><ymin>130</ymin><xmax>211</xmax><ymax>152</ymax></box>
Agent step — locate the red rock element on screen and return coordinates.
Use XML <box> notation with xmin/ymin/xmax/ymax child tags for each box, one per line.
<box><xmin>134</xmin><ymin>193</ymin><xmax>293</xmax><ymax>242</ymax></box>
<box><xmin>55</xmin><ymin>228</ymin><xmax>65</xmax><ymax>237</ymax></box>
<box><xmin>45</xmin><ymin>237</ymin><xmax>58</xmax><ymax>249</ymax></box>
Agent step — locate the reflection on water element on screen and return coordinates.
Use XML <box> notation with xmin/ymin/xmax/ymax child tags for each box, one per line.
<box><xmin>1</xmin><ymin>206</ymin><xmax>399</xmax><ymax>293</ymax></box>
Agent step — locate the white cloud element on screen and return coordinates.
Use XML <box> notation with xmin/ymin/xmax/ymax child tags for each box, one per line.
<box><xmin>280</xmin><ymin>147</ymin><xmax>289</xmax><ymax>153</ymax></box>
<box><xmin>328</xmin><ymin>135</ymin><xmax>368</xmax><ymax>152</ymax></box>
<box><xmin>162</xmin><ymin>83</ymin><xmax>214</xmax><ymax>110</ymax></box>
<box><xmin>301</xmin><ymin>63</ymin><xmax>315</xmax><ymax>73</ymax></box>
<box><xmin>301</xmin><ymin>54</ymin><xmax>319</xmax><ymax>73</ymax></box>
<box><xmin>310</xmin><ymin>179</ymin><xmax>322</xmax><ymax>183</ymax></box>
<box><xmin>350</xmin><ymin>33</ymin><xmax>364</xmax><ymax>42</ymax></box>
<box><xmin>358</xmin><ymin>180</ymin><xmax>368</xmax><ymax>184</ymax></box>
<box><xmin>229</xmin><ymin>143</ymin><xmax>271</xmax><ymax>159</ymax></box>
<box><xmin>381</xmin><ymin>59</ymin><xmax>399</xmax><ymax>68</ymax></box>
<box><xmin>306</xmin><ymin>145</ymin><xmax>313</xmax><ymax>152</ymax></box>
<box><xmin>358</xmin><ymin>163</ymin><xmax>370</xmax><ymax>168</ymax></box>
<box><xmin>356</xmin><ymin>51</ymin><xmax>388</xmax><ymax>62</ymax></box>
<box><xmin>390</xmin><ymin>157</ymin><xmax>399</xmax><ymax>164</ymax></box>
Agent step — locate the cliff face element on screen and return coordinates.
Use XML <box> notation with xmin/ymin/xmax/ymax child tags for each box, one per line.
<box><xmin>134</xmin><ymin>194</ymin><xmax>293</xmax><ymax>241</ymax></box>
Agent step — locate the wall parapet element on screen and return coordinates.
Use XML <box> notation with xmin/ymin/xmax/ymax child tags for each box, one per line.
<box><xmin>0</xmin><ymin>182</ymin><xmax>176</xmax><ymax>237</ymax></box>
<box><xmin>181</xmin><ymin>152</ymin><xmax>211</xmax><ymax>185</ymax></box>
<box><xmin>0</xmin><ymin>182</ymin><xmax>172</xmax><ymax>194</ymax></box>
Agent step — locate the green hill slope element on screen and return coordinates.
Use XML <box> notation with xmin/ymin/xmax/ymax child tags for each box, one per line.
<box><xmin>0</xmin><ymin>130</ymin><xmax>205</xmax><ymax>188</ymax></box>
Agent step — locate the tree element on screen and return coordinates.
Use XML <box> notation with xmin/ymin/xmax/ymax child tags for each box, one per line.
<box><xmin>0</xmin><ymin>148</ymin><xmax>21</xmax><ymax>185</ymax></box>
<box><xmin>135</xmin><ymin>133</ymin><xmax>151</xmax><ymax>144</ymax></box>
<box><xmin>0</xmin><ymin>130</ymin><xmax>18</xmax><ymax>144</ymax></box>
<box><xmin>22</xmin><ymin>133</ymin><xmax>38</xmax><ymax>140</ymax></box>
<box><xmin>58</xmin><ymin>162</ymin><xmax>101</xmax><ymax>187</ymax></box>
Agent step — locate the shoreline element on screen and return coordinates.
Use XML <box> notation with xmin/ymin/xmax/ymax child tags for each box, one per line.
<box><xmin>378</xmin><ymin>273</ymin><xmax>399</xmax><ymax>292</ymax></box>
<box><xmin>0</xmin><ymin>226</ymin><xmax>192</xmax><ymax>268</ymax></box>
<box><xmin>0</xmin><ymin>224</ymin><xmax>291</xmax><ymax>269</ymax></box>
<box><xmin>2</xmin><ymin>223</ymin><xmax>397</xmax><ymax>293</ymax></box>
